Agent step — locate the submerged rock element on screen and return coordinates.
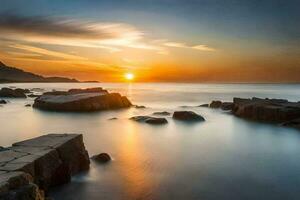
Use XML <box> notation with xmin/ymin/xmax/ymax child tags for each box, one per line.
<box><xmin>130</xmin><ymin>116</ymin><xmax>168</xmax><ymax>125</ymax></box>
<box><xmin>172</xmin><ymin>111</ymin><xmax>205</xmax><ymax>122</ymax></box>
<box><xmin>108</xmin><ymin>117</ymin><xmax>118</xmax><ymax>120</ymax></box>
<box><xmin>33</xmin><ymin>87</ymin><xmax>132</xmax><ymax>112</ymax></box>
<box><xmin>0</xmin><ymin>88</ymin><xmax>27</xmax><ymax>98</ymax></box>
<box><xmin>152</xmin><ymin>111</ymin><xmax>171</xmax><ymax>116</ymax></box>
<box><xmin>25</xmin><ymin>104</ymin><xmax>31</xmax><ymax>107</ymax></box>
<box><xmin>27</xmin><ymin>94</ymin><xmax>41</xmax><ymax>98</ymax></box>
<box><xmin>209</xmin><ymin>100</ymin><xmax>222</xmax><ymax>108</ymax></box>
<box><xmin>0</xmin><ymin>99</ymin><xmax>7</xmax><ymax>104</ymax></box>
<box><xmin>198</xmin><ymin>104</ymin><xmax>209</xmax><ymax>107</ymax></box>
<box><xmin>232</xmin><ymin>97</ymin><xmax>300</xmax><ymax>125</ymax></box>
<box><xmin>134</xmin><ymin>105</ymin><xmax>146</xmax><ymax>109</ymax></box>
<box><xmin>91</xmin><ymin>153</ymin><xmax>111</xmax><ymax>163</ymax></box>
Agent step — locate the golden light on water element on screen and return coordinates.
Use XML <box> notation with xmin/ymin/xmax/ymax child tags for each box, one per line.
<box><xmin>125</xmin><ymin>72</ymin><xmax>134</xmax><ymax>81</ymax></box>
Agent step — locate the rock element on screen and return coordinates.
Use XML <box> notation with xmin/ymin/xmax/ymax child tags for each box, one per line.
<box><xmin>198</xmin><ymin>104</ymin><xmax>209</xmax><ymax>107</ymax></box>
<box><xmin>108</xmin><ymin>117</ymin><xmax>118</xmax><ymax>120</ymax></box>
<box><xmin>28</xmin><ymin>94</ymin><xmax>41</xmax><ymax>98</ymax></box>
<box><xmin>152</xmin><ymin>111</ymin><xmax>171</xmax><ymax>116</ymax></box>
<box><xmin>0</xmin><ymin>100</ymin><xmax>7</xmax><ymax>104</ymax></box>
<box><xmin>33</xmin><ymin>87</ymin><xmax>132</xmax><ymax>112</ymax></box>
<box><xmin>134</xmin><ymin>105</ymin><xmax>146</xmax><ymax>109</ymax></box>
<box><xmin>0</xmin><ymin>88</ymin><xmax>27</xmax><ymax>98</ymax></box>
<box><xmin>232</xmin><ymin>97</ymin><xmax>300</xmax><ymax>125</ymax></box>
<box><xmin>130</xmin><ymin>116</ymin><xmax>168</xmax><ymax>125</ymax></box>
<box><xmin>91</xmin><ymin>153</ymin><xmax>111</xmax><ymax>163</ymax></box>
<box><xmin>0</xmin><ymin>171</ymin><xmax>44</xmax><ymax>200</ymax></box>
<box><xmin>15</xmin><ymin>88</ymin><xmax>31</xmax><ymax>94</ymax></box>
<box><xmin>0</xmin><ymin>134</ymin><xmax>90</xmax><ymax>193</ymax></box>
<box><xmin>172</xmin><ymin>111</ymin><xmax>205</xmax><ymax>122</ymax></box>
<box><xmin>221</xmin><ymin>102</ymin><xmax>234</xmax><ymax>110</ymax></box>
<box><xmin>25</xmin><ymin>104</ymin><xmax>31</xmax><ymax>107</ymax></box>
<box><xmin>209</xmin><ymin>100</ymin><xmax>222</xmax><ymax>108</ymax></box>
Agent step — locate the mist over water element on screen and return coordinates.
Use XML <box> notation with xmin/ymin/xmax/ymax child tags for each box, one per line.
<box><xmin>1</xmin><ymin>83</ymin><xmax>300</xmax><ymax>200</ymax></box>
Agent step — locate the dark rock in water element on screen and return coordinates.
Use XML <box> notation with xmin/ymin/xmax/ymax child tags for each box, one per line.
<box><xmin>0</xmin><ymin>99</ymin><xmax>7</xmax><ymax>104</ymax></box>
<box><xmin>130</xmin><ymin>116</ymin><xmax>168</xmax><ymax>125</ymax></box>
<box><xmin>108</xmin><ymin>117</ymin><xmax>118</xmax><ymax>120</ymax></box>
<box><xmin>33</xmin><ymin>87</ymin><xmax>132</xmax><ymax>112</ymax></box>
<box><xmin>0</xmin><ymin>88</ymin><xmax>27</xmax><ymax>98</ymax></box>
<box><xmin>134</xmin><ymin>105</ymin><xmax>146</xmax><ymax>109</ymax></box>
<box><xmin>25</xmin><ymin>104</ymin><xmax>31</xmax><ymax>107</ymax></box>
<box><xmin>15</xmin><ymin>88</ymin><xmax>31</xmax><ymax>94</ymax></box>
<box><xmin>221</xmin><ymin>102</ymin><xmax>234</xmax><ymax>111</ymax></box>
<box><xmin>198</xmin><ymin>104</ymin><xmax>209</xmax><ymax>107</ymax></box>
<box><xmin>209</xmin><ymin>100</ymin><xmax>222</xmax><ymax>108</ymax></box>
<box><xmin>152</xmin><ymin>111</ymin><xmax>171</xmax><ymax>116</ymax></box>
<box><xmin>172</xmin><ymin>111</ymin><xmax>205</xmax><ymax>122</ymax></box>
<box><xmin>91</xmin><ymin>153</ymin><xmax>111</xmax><ymax>163</ymax></box>
<box><xmin>27</xmin><ymin>94</ymin><xmax>41</xmax><ymax>98</ymax></box>
<box><xmin>232</xmin><ymin>97</ymin><xmax>300</xmax><ymax>125</ymax></box>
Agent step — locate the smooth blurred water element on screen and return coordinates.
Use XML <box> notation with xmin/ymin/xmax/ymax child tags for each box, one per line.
<box><xmin>1</xmin><ymin>83</ymin><xmax>300</xmax><ymax>200</ymax></box>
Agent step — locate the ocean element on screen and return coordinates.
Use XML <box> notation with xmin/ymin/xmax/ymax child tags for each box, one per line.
<box><xmin>1</xmin><ymin>83</ymin><xmax>300</xmax><ymax>200</ymax></box>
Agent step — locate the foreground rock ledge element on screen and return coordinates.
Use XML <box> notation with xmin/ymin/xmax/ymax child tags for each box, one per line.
<box><xmin>0</xmin><ymin>134</ymin><xmax>90</xmax><ymax>199</ymax></box>
<box><xmin>33</xmin><ymin>87</ymin><xmax>132</xmax><ymax>112</ymax></box>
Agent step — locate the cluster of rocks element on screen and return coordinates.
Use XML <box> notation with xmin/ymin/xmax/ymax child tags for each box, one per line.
<box><xmin>33</xmin><ymin>87</ymin><xmax>132</xmax><ymax>112</ymax></box>
<box><xmin>232</xmin><ymin>97</ymin><xmax>300</xmax><ymax>129</ymax></box>
<box><xmin>0</xmin><ymin>134</ymin><xmax>90</xmax><ymax>200</ymax></box>
<box><xmin>204</xmin><ymin>97</ymin><xmax>300</xmax><ymax>130</ymax></box>
<box><xmin>0</xmin><ymin>88</ymin><xmax>29</xmax><ymax>98</ymax></box>
<box><xmin>130</xmin><ymin>111</ymin><xmax>205</xmax><ymax>125</ymax></box>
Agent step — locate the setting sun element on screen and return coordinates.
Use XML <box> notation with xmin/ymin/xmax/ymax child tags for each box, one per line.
<box><xmin>125</xmin><ymin>73</ymin><xmax>134</xmax><ymax>81</ymax></box>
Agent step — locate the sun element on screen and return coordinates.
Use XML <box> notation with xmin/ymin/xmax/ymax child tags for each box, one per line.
<box><xmin>125</xmin><ymin>72</ymin><xmax>134</xmax><ymax>81</ymax></box>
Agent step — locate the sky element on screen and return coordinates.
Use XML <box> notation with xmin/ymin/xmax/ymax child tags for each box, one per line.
<box><xmin>0</xmin><ymin>0</ymin><xmax>299</xmax><ymax>82</ymax></box>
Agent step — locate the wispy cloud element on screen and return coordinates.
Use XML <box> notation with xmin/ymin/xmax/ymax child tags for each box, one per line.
<box><xmin>164</xmin><ymin>42</ymin><xmax>216</xmax><ymax>52</ymax></box>
<box><xmin>9</xmin><ymin>44</ymin><xmax>86</xmax><ymax>60</ymax></box>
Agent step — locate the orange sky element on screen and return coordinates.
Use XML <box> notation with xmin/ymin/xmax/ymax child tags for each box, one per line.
<box><xmin>0</xmin><ymin>1</ymin><xmax>299</xmax><ymax>83</ymax></box>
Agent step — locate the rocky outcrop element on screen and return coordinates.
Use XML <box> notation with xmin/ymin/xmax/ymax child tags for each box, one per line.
<box><xmin>91</xmin><ymin>153</ymin><xmax>111</xmax><ymax>163</ymax></box>
<box><xmin>33</xmin><ymin>87</ymin><xmax>132</xmax><ymax>112</ymax></box>
<box><xmin>172</xmin><ymin>111</ymin><xmax>205</xmax><ymax>122</ymax></box>
<box><xmin>232</xmin><ymin>97</ymin><xmax>300</xmax><ymax>128</ymax></box>
<box><xmin>0</xmin><ymin>88</ymin><xmax>27</xmax><ymax>98</ymax></box>
<box><xmin>0</xmin><ymin>134</ymin><xmax>90</xmax><ymax>199</ymax></box>
<box><xmin>130</xmin><ymin>116</ymin><xmax>168</xmax><ymax>125</ymax></box>
<box><xmin>198</xmin><ymin>104</ymin><xmax>209</xmax><ymax>107</ymax></box>
<box><xmin>134</xmin><ymin>105</ymin><xmax>146</xmax><ymax>109</ymax></box>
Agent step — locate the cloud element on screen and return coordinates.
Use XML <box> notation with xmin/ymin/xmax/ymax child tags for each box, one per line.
<box><xmin>164</xmin><ymin>42</ymin><xmax>216</xmax><ymax>52</ymax></box>
<box><xmin>9</xmin><ymin>44</ymin><xmax>86</xmax><ymax>60</ymax></box>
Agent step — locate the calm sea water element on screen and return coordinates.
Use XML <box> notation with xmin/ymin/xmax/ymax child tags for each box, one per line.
<box><xmin>1</xmin><ymin>83</ymin><xmax>300</xmax><ymax>200</ymax></box>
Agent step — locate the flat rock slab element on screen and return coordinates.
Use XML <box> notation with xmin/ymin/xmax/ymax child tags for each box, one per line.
<box><xmin>33</xmin><ymin>87</ymin><xmax>132</xmax><ymax>112</ymax></box>
<box><xmin>0</xmin><ymin>134</ymin><xmax>90</xmax><ymax>199</ymax></box>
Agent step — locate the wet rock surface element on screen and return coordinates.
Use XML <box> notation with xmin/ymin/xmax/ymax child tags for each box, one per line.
<box><xmin>0</xmin><ymin>88</ymin><xmax>27</xmax><ymax>98</ymax></box>
<box><xmin>0</xmin><ymin>134</ymin><xmax>90</xmax><ymax>199</ymax></box>
<box><xmin>33</xmin><ymin>87</ymin><xmax>132</xmax><ymax>112</ymax></box>
<box><xmin>130</xmin><ymin>116</ymin><xmax>168</xmax><ymax>125</ymax></box>
<box><xmin>172</xmin><ymin>111</ymin><xmax>205</xmax><ymax>122</ymax></box>
<box><xmin>91</xmin><ymin>153</ymin><xmax>111</xmax><ymax>163</ymax></box>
